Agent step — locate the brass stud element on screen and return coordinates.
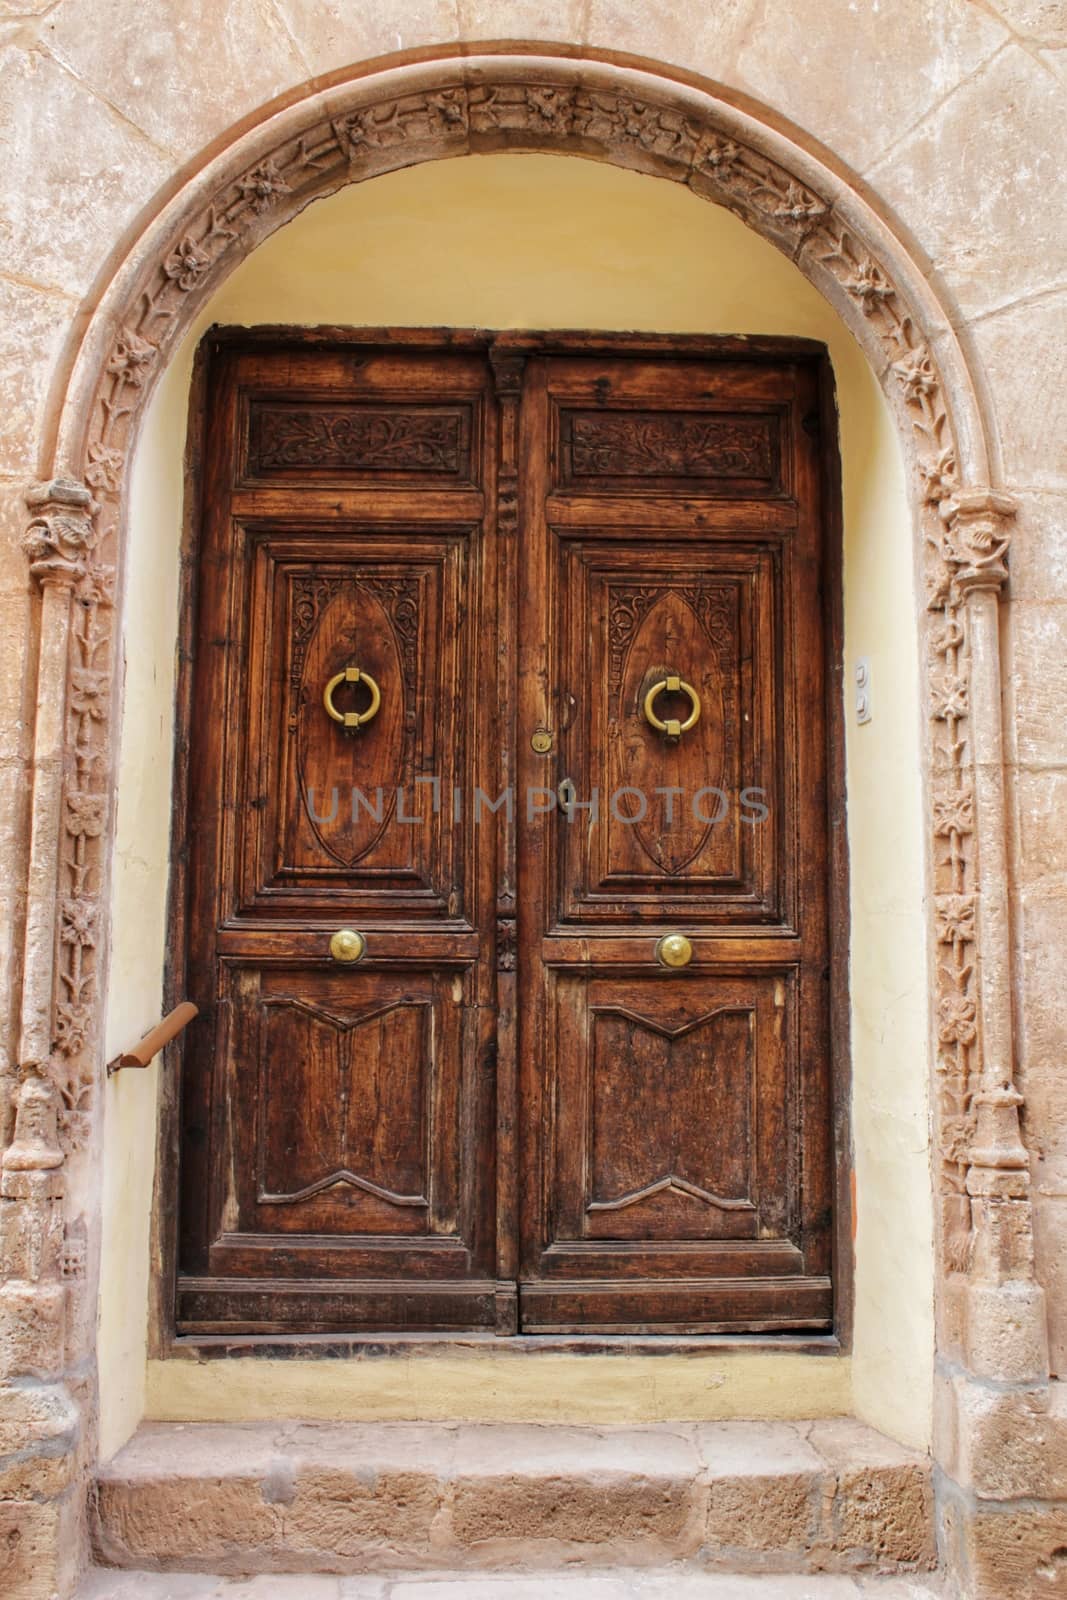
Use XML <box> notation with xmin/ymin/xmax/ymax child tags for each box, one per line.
<box><xmin>655</xmin><ymin>933</ymin><xmax>693</xmax><ymax>968</ymax></box>
<box><xmin>329</xmin><ymin>928</ymin><xmax>366</xmax><ymax>964</ymax></box>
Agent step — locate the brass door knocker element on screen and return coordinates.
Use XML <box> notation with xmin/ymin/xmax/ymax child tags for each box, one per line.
<box><xmin>323</xmin><ymin>665</ymin><xmax>381</xmax><ymax>732</ymax></box>
<box><xmin>643</xmin><ymin>674</ymin><xmax>701</xmax><ymax>739</ymax></box>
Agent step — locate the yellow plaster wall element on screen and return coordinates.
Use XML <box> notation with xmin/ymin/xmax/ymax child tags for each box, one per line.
<box><xmin>101</xmin><ymin>153</ymin><xmax>932</xmax><ymax>1457</ymax></box>
<box><xmin>98</xmin><ymin>382</ymin><xmax>186</xmax><ymax>1458</ymax></box>
<box><xmin>146</xmin><ymin>1349</ymin><xmax>853</xmax><ymax>1425</ymax></box>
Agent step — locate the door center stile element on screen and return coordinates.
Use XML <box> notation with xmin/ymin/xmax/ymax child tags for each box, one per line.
<box><xmin>487</xmin><ymin>345</ymin><xmax>527</xmax><ymax>1335</ymax></box>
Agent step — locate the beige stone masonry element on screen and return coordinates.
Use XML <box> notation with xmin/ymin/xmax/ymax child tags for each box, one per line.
<box><xmin>92</xmin><ymin>1419</ymin><xmax>934</xmax><ymax>1578</ymax></box>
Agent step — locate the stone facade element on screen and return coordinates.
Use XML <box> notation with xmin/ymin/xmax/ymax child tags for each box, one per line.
<box><xmin>0</xmin><ymin>6</ymin><xmax>1064</xmax><ymax>1599</ymax></box>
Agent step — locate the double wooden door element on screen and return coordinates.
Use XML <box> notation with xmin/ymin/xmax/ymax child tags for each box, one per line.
<box><xmin>176</xmin><ymin>331</ymin><xmax>838</xmax><ymax>1337</ymax></box>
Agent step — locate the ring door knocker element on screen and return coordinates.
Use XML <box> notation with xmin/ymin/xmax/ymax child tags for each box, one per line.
<box><xmin>323</xmin><ymin>665</ymin><xmax>382</xmax><ymax>733</ymax></box>
<box><xmin>643</xmin><ymin>673</ymin><xmax>702</xmax><ymax>741</ymax></box>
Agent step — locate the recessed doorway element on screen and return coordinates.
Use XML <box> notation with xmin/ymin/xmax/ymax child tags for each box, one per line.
<box><xmin>174</xmin><ymin>328</ymin><xmax>839</xmax><ymax>1336</ymax></box>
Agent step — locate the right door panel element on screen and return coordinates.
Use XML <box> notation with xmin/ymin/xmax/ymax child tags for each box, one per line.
<box><xmin>517</xmin><ymin>350</ymin><xmax>834</xmax><ymax>1334</ymax></box>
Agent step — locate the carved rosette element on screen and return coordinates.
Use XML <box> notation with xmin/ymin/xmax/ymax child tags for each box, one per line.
<box><xmin>13</xmin><ymin>72</ymin><xmax>1018</xmax><ymax>1290</ymax></box>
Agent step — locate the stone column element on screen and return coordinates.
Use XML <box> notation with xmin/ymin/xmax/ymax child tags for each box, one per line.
<box><xmin>0</xmin><ymin>480</ymin><xmax>102</xmax><ymax>1599</ymax></box>
<box><xmin>933</xmin><ymin>491</ymin><xmax>1064</xmax><ymax>1599</ymax></box>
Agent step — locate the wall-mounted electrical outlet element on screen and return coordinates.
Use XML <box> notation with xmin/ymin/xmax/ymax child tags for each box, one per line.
<box><xmin>855</xmin><ymin>658</ymin><xmax>872</xmax><ymax>725</ymax></box>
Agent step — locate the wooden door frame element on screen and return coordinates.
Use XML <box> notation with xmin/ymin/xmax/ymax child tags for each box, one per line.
<box><xmin>153</xmin><ymin>323</ymin><xmax>850</xmax><ymax>1357</ymax></box>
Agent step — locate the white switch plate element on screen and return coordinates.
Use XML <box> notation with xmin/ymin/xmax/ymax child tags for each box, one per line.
<box><xmin>855</xmin><ymin>657</ymin><xmax>872</xmax><ymax>724</ymax></box>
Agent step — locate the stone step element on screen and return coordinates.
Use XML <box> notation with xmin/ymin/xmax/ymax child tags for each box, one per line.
<box><xmin>92</xmin><ymin>1419</ymin><xmax>935</xmax><ymax>1578</ymax></box>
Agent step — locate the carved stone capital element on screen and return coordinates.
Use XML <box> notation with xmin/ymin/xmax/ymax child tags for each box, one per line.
<box><xmin>967</xmin><ymin>1084</ymin><xmax>1030</xmax><ymax>1200</ymax></box>
<box><xmin>23</xmin><ymin>478</ymin><xmax>99</xmax><ymax>593</ymax></box>
<box><xmin>943</xmin><ymin>488</ymin><xmax>1016</xmax><ymax>593</ymax></box>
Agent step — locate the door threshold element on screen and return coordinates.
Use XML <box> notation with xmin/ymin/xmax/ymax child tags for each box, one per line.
<box><xmin>162</xmin><ymin>1330</ymin><xmax>843</xmax><ymax>1359</ymax></box>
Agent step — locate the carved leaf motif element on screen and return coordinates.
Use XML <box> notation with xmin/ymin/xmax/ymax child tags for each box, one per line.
<box><xmin>943</xmin><ymin>1114</ymin><xmax>977</xmax><ymax>1164</ymax></box>
<box><xmin>496</xmin><ymin>918</ymin><xmax>517</xmax><ymax>972</ymax></box>
<box><xmin>69</xmin><ymin>668</ymin><xmax>109</xmax><ymax>719</ymax></box>
<box><xmin>362</xmin><ymin>577</ymin><xmax>420</xmax><ymax>693</ymax></box>
<box><xmin>768</xmin><ymin>180</ymin><xmax>828</xmax><ymax>224</ymax></box>
<box><xmin>930</xmin><ymin>618</ymin><xmax>965</xmax><ymax>659</ymax></box>
<box><xmin>893</xmin><ymin>351</ymin><xmax>937</xmax><ymax>402</ymax></box>
<box><xmin>54</xmin><ymin>1003</ymin><xmax>91</xmax><ymax>1057</ymax></box>
<box><xmin>695</xmin><ymin>134</ymin><xmax>742</xmax><ymax>175</ymax></box>
<box><xmin>931</xmin><ymin>673</ymin><xmax>969</xmax><ymax>720</ymax></box>
<box><xmin>936</xmin><ymin>894</ymin><xmax>977</xmax><ymax>945</ymax></box>
<box><xmin>252</xmin><ymin>405</ymin><xmax>465</xmax><ymax>474</ymax></box>
<box><xmin>60</xmin><ymin>898</ymin><xmax>97</xmax><ymax>947</ymax></box>
<box><xmin>525</xmin><ymin>86</ymin><xmax>571</xmax><ymax>129</ymax></box>
<box><xmin>427</xmin><ymin>89</ymin><xmax>468</xmax><ymax>133</ymax></box>
<box><xmin>933</xmin><ymin>789</ymin><xmax>974</xmax><ymax>836</ymax></box>
<box><xmin>938</xmin><ymin>986</ymin><xmax>978</xmax><ymax>1046</ymax></box>
<box><xmin>608</xmin><ymin>584</ymin><xmax>663</xmax><ymax>688</ymax></box>
<box><xmin>568</xmin><ymin>412</ymin><xmax>773</xmax><ymax>480</ymax></box>
<box><xmin>65</xmin><ymin>792</ymin><xmax>106</xmax><ymax>838</ymax></box>
<box><xmin>106</xmin><ymin>326</ymin><xmax>157</xmax><ymax>388</ymax></box>
<box><xmin>471</xmin><ymin>82</ymin><xmax>572</xmax><ymax>134</ymax></box>
<box><xmin>163</xmin><ymin>235</ymin><xmax>211</xmax><ymax>291</ymax></box>
<box><xmin>341</xmin><ymin>90</ymin><xmax>469</xmax><ymax>154</ymax></box>
<box><xmin>85</xmin><ymin>442</ymin><xmax>124</xmax><ymax>495</ymax></box>
<box><xmin>920</xmin><ymin>447</ymin><xmax>958</xmax><ymax>506</ymax></box>
<box><xmin>571</xmin><ymin>93</ymin><xmax>696</xmax><ymax>161</ymax></box>
<box><xmin>237</xmin><ymin>158</ymin><xmax>291</xmax><ymax>214</ymax></box>
<box><xmin>52</xmin><ymin>1055</ymin><xmax>94</xmax><ymax>1151</ymax></box>
<box><xmin>843</xmin><ymin>259</ymin><xmax>894</xmax><ymax>308</ymax></box>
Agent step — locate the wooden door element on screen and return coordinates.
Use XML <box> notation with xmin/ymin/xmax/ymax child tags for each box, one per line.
<box><xmin>514</xmin><ymin>348</ymin><xmax>835</xmax><ymax>1333</ymax></box>
<box><xmin>175</xmin><ymin>332</ymin><xmax>837</xmax><ymax>1338</ymax></box>
<box><xmin>177</xmin><ymin>339</ymin><xmax>507</xmax><ymax>1333</ymax></box>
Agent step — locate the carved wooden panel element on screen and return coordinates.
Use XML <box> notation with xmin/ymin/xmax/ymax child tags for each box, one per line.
<box><xmin>552</xmin><ymin>541</ymin><xmax>781</xmax><ymax>926</ymax></box>
<box><xmin>550</xmin><ymin>974</ymin><xmax>790</xmax><ymax>1248</ymax></box>
<box><xmin>558</xmin><ymin>408</ymin><xmax>780</xmax><ymax>495</ymax></box>
<box><xmin>257</xmin><ymin>996</ymin><xmax>431</xmax><ymax>1214</ymax></box>
<box><xmin>584</xmin><ymin>1001</ymin><xmax>758</xmax><ymax>1240</ymax></box>
<box><xmin>291</xmin><ymin>576</ymin><xmax>414</xmax><ymax>869</ymax></box>
<box><xmin>246</xmin><ymin>401</ymin><xmax>474</xmax><ymax>484</ymax></box>
<box><xmin>233</xmin><ymin>532</ymin><xmax>471</xmax><ymax>916</ymax></box>
<box><xmin>225</xmin><ymin>966</ymin><xmax>452</xmax><ymax>1243</ymax></box>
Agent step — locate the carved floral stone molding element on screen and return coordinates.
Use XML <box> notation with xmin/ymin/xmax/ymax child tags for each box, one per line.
<box><xmin>13</xmin><ymin>63</ymin><xmax>1026</xmax><ymax>1297</ymax></box>
<box><xmin>21</xmin><ymin>481</ymin><xmax>113</xmax><ymax>1156</ymax></box>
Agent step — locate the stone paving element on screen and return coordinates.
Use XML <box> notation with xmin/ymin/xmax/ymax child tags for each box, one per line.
<box><xmin>78</xmin><ymin>1569</ymin><xmax>945</xmax><ymax>1599</ymax></box>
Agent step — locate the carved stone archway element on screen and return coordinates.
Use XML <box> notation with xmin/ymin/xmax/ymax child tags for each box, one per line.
<box><xmin>4</xmin><ymin>45</ymin><xmax>1046</xmax><ymax>1597</ymax></box>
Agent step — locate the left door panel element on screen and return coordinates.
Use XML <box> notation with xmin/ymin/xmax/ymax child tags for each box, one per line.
<box><xmin>177</xmin><ymin>339</ymin><xmax>502</xmax><ymax>1334</ymax></box>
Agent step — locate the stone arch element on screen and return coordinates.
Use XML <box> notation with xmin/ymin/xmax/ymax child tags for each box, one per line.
<box><xmin>9</xmin><ymin>44</ymin><xmax>1042</xmax><ymax>1549</ymax></box>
